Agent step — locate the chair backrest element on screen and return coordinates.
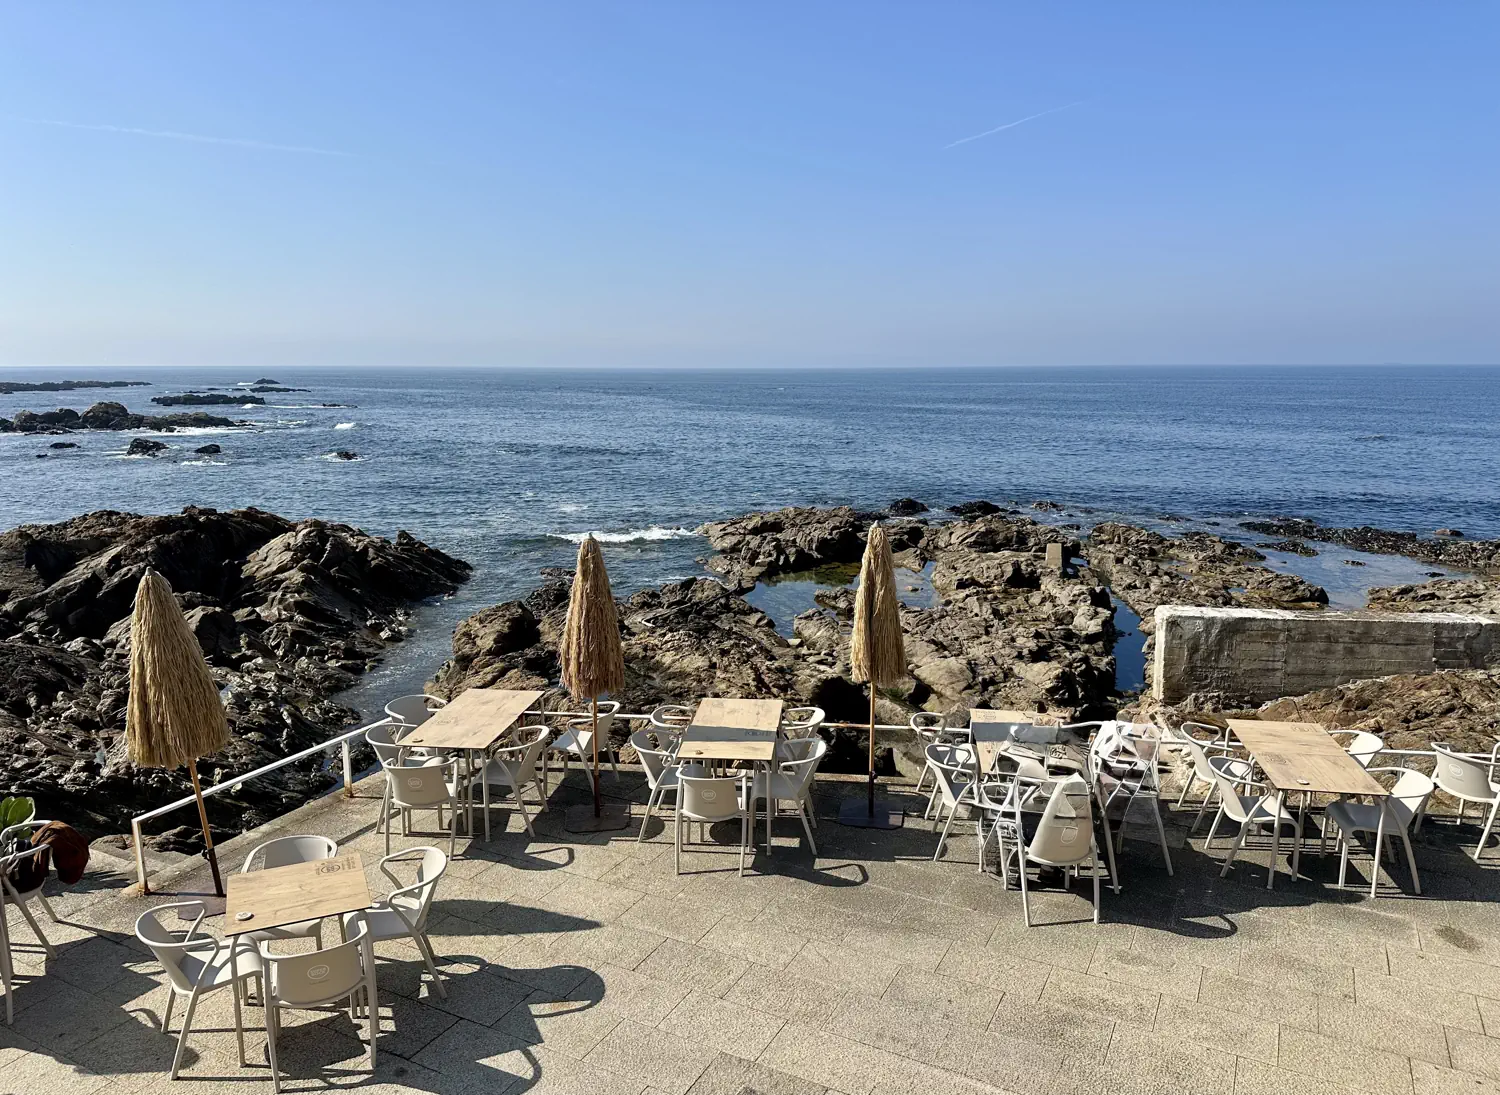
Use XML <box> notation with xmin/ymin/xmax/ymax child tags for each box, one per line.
<box><xmin>649</xmin><ymin>704</ymin><xmax>693</xmax><ymax>732</ymax></box>
<box><xmin>570</xmin><ymin>701</ymin><xmax>620</xmax><ymax>740</ymax></box>
<box><xmin>366</xmin><ymin>721</ymin><xmax>406</xmax><ymax>765</ymax></box>
<box><xmin>135</xmin><ymin>902</ymin><xmax>208</xmax><ymax>992</ymax></box>
<box><xmin>1433</xmin><ymin>744</ymin><xmax>1496</xmax><ymax>802</ymax></box>
<box><xmin>992</xmin><ymin>741</ymin><xmax>1049</xmax><ymax>782</ymax></box>
<box><xmin>910</xmin><ymin>712</ymin><xmax>946</xmax><ymax>744</ymax></box>
<box><xmin>782</xmin><ymin>706</ymin><xmax>825</xmax><ymax>734</ymax></box>
<box><xmin>385</xmin><ymin>758</ymin><xmax>457</xmax><ymax>809</ymax></box>
<box><xmin>1170</xmin><ymin>725</ymin><xmax>1221</xmax><ymax>782</ymax></box>
<box><xmin>386</xmin><ymin>693</ymin><xmax>445</xmax><ymax>727</ymax></box>
<box><xmin>1206</xmin><ymin>755</ymin><xmax>1257</xmax><ymax>821</ymax></box>
<box><xmin>241</xmin><ymin>834</ymin><xmax>337</xmax><ymax>873</ymax></box>
<box><xmin>629</xmin><ymin>730</ymin><xmax>677</xmax><ymax>788</ymax></box>
<box><xmin>926</xmin><ymin>743</ymin><xmax>975</xmax><ymax>804</ymax></box>
<box><xmin>678</xmin><ymin>775</ymin><xmax>745</xmax><ymax>822</ymax></box>
<box><xmin>493</xmin><ymin>725</ymin><xmax>550</xmax><ymax>785</ymax></box>
<box><xmin>264</xmin><ymin>918</ymin><xmax>371</xmax><ymax>1008</ymax></box>
<box><xmin>382</xmin><ymin>847</ymin><xmax>447</xmax><ymax>929</ymax></box>
<box><xmin>777</xmin><ymin>738</ymin><xmax>829</xmax><ymax>797</ymax></box>
<box><xmin>1026</xmin><ymin>776</ymin><xmax>1096</xmax><ymax>866</ymax></box>
<box><xmin>1383</xmin><ymin>768</ymin><xmax>1437</xmax><ymax>828</ymax></box>
<box><xmin>1342</xmin><ymin>731</ymin><xmax>1385</xmax><ymax>769</ymax></box>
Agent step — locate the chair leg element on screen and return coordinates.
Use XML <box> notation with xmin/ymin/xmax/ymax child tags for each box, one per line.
<box><xmin>266</xmin><ymin>1002</ymin><xmax>283</xmax><ymax>1095</ymax></box>
<box><xmin>1474</xmin><ymin>797</ymin><xmax>1500</xmax><ymax>861</ymax></box>
<box><xmin>1150</xmin><ymin>797</ymin><xmax>1173</xmax><ymax>875</ymax></box>
<box><xmin>1176</xmin><ymin>774</ymin><xmax>1193</xmax><ymax>808</ymax></box>
<box><xmin>1018</xmin><ymin>854</ymin><xmax>1032</xmax><ymax>928</ymax></box>
<box><xmin>637</xmin><ymin>785</ymin><xmax>661</xmax><ymax>844</ymax></box>
<box><xmin>511</xmin><ymin>787</ymin><xmax>535</xmax><ymax>837</ymax></box>
<box><xmin>160</xmin><ymin>986</ymin><xmax>176</xmax><ymax>1034</ymax></box>
<box><xmin>12</xmin><ymin>899</ymin><xmax>54</xmax><ymax>957</ymax></box>
<box><xmin>1401</xmin><ymin>832</ymin><xmax>1422</xmax><ymax>895</ymax></box>
<box><xmin>35</xmin><ymin>893</ymin><xmax>58</xmax><ymax>923</ymax></box>
<box><xmin>933</xmin><ymin>803</ymin><xmax>961</xmax><ymax>863</ymax></box>
<box><xmin>1191</xmin><ymin>784</ymin><xmax>1216</xmax><ymax>834</ymax></box>
<box><xmin>413</xmin><ymin>930</ymin><xmax>448</xmax><ymax>999</ymax></box>
<box><xmin>674</xmin><ymin>811</ymin><xmax>683</xmax><ymax>875</ymax></box>
<box><xmin>1221</xmin><ymin>823</ymin><xmax>1251</xmax><ymax>877</ymax></box>
<box><xmin>1091</xmin><ymin>848</ymin><xmax>1101</xmax><ymax>924</ymax></box>
<box><xmin>232</xmin><ymin>974</ymin><xmax>247</xmax><ymax>1065</ymax></box>
<box><xmin>799</xmin><ymin>802</ymin><xmax>818</xmax><ymax>856</ymax></box>
<box><xmin>385</xmin><ymin>810</ymin><xmax>393</xmax><ymax>856</ymax></box>
<box><xmin>169</xmin><ymin>986</ymin><xmax>202</xmax><ymax>1080</ymax></box>
<box><xmin>364</xmin><ymin>973</ymin><xmax>378</xmax><ymax>1069</ymax></box>
<box><xmin>1204</xmin><ymin>805</ymin><xmax>1225</xmax><ymax>849</ymax></box>
<box><xmin>739</xmin><ymin>810</ymin><xmax>748</xmax><ymax>877</ymax></box>
<box><xmin>1337</xmin><ymin>836</ymin><xmax>1350</xmax><ymax>890</ymax></box>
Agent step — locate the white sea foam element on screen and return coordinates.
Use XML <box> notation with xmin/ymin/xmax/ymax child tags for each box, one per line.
<box><xmin>179</xmin><ymin>457</ymin><xmax>227</xmax><ymax>467</ymax></box>
<box><xmin>553</xmin><ymin>502</ymin><xmax>587</xmax><ymax>514</ymax></box>
<box><xmin>552</xmin><ymin>526</ymin><xmax>695</xmax><ymax>544</ymax></box>
<box><xmin>320</xmin><ymin>452</ymin><xmax>363</xmax><ymax>462</ymax></box>
<box><xmin>334</xmin><ymin>422</ymin><xmax>357</xmax><ymax>429</ymax></box>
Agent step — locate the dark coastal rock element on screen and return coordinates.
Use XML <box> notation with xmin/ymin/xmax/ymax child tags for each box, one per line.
<box><xmin>1436</xmin><ymin>529</ymin><xmax>1464</xmax><ymax>538</ymax></box>
<box><xmin>886</xmin><ymin>498</ymin><xmax>928</xmax><ymax>517</ymax></box>
<box><xmin>48</xmin><ymin>442</ymin><xmax>78</xmax><ymax>450</ymax></box>
<box><xmin>1344</xmin><ymin>559</ymin><xmax>1366</xmax><ymax>566</ymax></box>
<box><xmin>949</xmin><ymin>500</ymin><xmax>1001</xmax><ymax>517</ymax></box>
<box><xmin>1031</xmin><ymin>500</ymin><xmax>1065</xmax><ymax>513</ymax></box>
<box><xmin>253</xmin><ymin>377</ymin><xmax>281</xmax><ymax>385</ymax></box>
<box><xmin>249</xmin><ymin>386</ymin><xmax>309</xmax><ymax>393</ymax></box>
<box><xmin>699</xmin><ymin>506</ymin><xmax>869</xmax><ymax>585</ymax></box>
<box><xmin>0</xmin><ymin>401</ymin><xmax>243</xmax><ymax>434</ymax></box>
<box><xmin>1239</xmin><ymin>517</ymin><xmax>1500</xmax><ymax>571</ymax></box>
<box><xmin>1368</xmin><ymin>576</ymin><xmax>1500</xmax><ymax>616</ymax></box>
<box><xmin>0</xmin><ymin>507</ymin><xmax>470</xmax><ymax>844</ymax></box>
<box><xmin>1256</xmin><ymin>539</ymin><xmax>1318</xmax><ymax>556</ymax></box>
<box><xmin>330</xmin><ymin>450</ymin><xmax>359</xmax><ymax>461</ymax></box>
<box><xmin>151</xmin><ymin>392</ymin><xmax>266</xmax><ymax>407</ymax></box>
<box><xmin>0</xmin><ymin>379</ymin><xmax>148</xmax><ymax>395</ymax></box>
<box><xmin>125</xmin><ymin>438</ymin><xmax>168</xmax><ymax>457</ymax></box>
<box><xmin>193</xmin><ymin>444</ymin><xmax>222</xmax><ymax>455</ymax></box>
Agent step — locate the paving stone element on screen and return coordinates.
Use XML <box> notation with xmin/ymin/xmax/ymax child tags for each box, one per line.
<box><xmin>1234</xmin><ymin>1058</ymin><xmax>1363</xmax><ymax>1095</ymax></box>
<box><xmin>621</xmin><ymin>893</ymin><xmax>728</xmax><ymax>944</ymax></box>
<box><xmin>722</xmin><ymin>962</ymin><xmax>848</xmax><ymax>1026</ymax></box>
<box><xmin>1317</xmin><ymin>994</ymin><xmax>1451</xmax><ymax>1068</ymax></box>
<box><xmin>929</xmin><ymin>1025</ymin><xmax>1064</xmax><ymax>1095</ymax></box>
<box><xmin>636</xmin><ymin>939</ymin><xmax>752</xmax><ymax>998</ymax></box>
<box><xmin>1448</xmin><ymin>1029</ymin><xmax>1500</xmax><ymax>1084</ymax></box>
<box><xmin>1196</xmin><ymin>965</ymin><xmax>1320</xmax><ymax>1030</ymax></box>
<box><xmin>839</xmin><ymin>920</ymin><xmax>953</xmax><ymax>973</ymax></box>
<box><xmin>1278</xmin><ymin>1025</ymin><xmax>1415</xmax><ymax>1095</ymax></box>
<box><xmin>1041</xmin><ymin>967</ymin><xmax>1160</xmax><ymax>1028</ymax></box>
<box><xmin>660</xmin><ymin>991</ymin><xmax>785</xmax><ymax>1058</ymax></box>
<box><xmin>1156</xmin><ymin>993</ymin><xmax>1278</xmax><ymax>1065</ymax></box>
<box><xmin>686</xmin><ymin>1050</ymin><xmax>827</xmax><ymax>1095</ymax></box>
<box><xmin>1355</xmin><ymin>967</ymin><xmax>1485</xmax><ymax>1033</ymax></box>
<box><xmin>934</xmin><ymin>944</ymin><xmax>1052</xmax><ymax>1003</ymax></box>
<box><xmin>1482</xmin><ymin>998</ymin><xmax>1500</xmax><ymax>1039</ymax></box>
<box><xmin>758</xmin><ymin>1021</ymin><xmax>912</xmax><ymax>1095</ymax></box>
<box><xmin>824</xmin><ymin>994</ymin><xmax>949</xmax><ymax>1063</ymax></box>
<box><xmin>881</xmin><ymin>967</ymin><xmax>1001</xmax><ymax>1029</ymax></box>
<box><xmin>1411</xmin><ymin>1058</ymin><xmax>1500</xmax><ymax>1093</ymax></box>
<box><xmin>698</xmin><ymin>915</ymin><xmax>809</xmax><ymax>969</ymax></box>
<box><xmin>1088</xmin><ymin>944</ymin><xmax>1203</xmax><ymax>1001</ymax></box>
<box><xmin>793</xmin><ymin>940</ymin><xmax>903</xmax><ymax>996</ymax></box>
<box><xmin>1106</xmin><ymin>1023</ymin><xmax>1238</xmax><ymax>1094</ymax></box>
<box><xmin>585</xmin><ymin>1019</ymin><xmax>719</xmax><ymax>1095</ymax></box>
<box><xmin>986</xmin><ymin>996</ymin><xmax>1114</xmax><ymax>1061</ymax></box>
<box><xmin>1392</xmin><ymin>947</ymin><xmax>1500</xmax><ymax>1002</ymax></box>
<box><xmin>497</xmin><ymin>990</ymin><xmax>630</xmax><ymax>1059</ymax></box>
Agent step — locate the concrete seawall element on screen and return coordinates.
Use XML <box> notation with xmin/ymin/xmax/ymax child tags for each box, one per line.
<box><xmin>1153</xmin><ymin>605</ymin><xmax>1500</xmax><ymax>704</ymax></box>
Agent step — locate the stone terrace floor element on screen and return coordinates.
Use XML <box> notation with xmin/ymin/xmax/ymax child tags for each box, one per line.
<box><xmin>6</xmin><ymin>768</ymin><xmax>1500</xmax><ymax>1095</ymax></box>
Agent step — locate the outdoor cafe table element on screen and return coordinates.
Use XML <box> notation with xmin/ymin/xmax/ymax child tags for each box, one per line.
<box><xmin>401</xmin><ymin>687</ymin><xmax>544</xmax><ymax>840</ymax></box>
<box><xmin>1225</xmin><ymin>718</ymin><xmax>1391</xmax><ymax>894</ymax></box>
<box><xmin>677</xmin><ymin>697</ymin><xmax>783</xmax><ymax>851</ymax></box>
<box><xmin>223</xmin><ymin>853</ymin><xmax>371</xmax><ymax>1061</ymax></box>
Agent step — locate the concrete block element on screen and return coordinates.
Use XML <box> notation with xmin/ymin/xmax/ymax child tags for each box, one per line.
<box><xmin>1152</xmin><ymin>605</ymin><xmax>1500</xmax><ymax>703</ymax></box>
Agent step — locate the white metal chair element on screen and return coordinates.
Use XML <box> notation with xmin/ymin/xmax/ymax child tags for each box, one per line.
<box><xmin>649</xmin><ymin>704</ymin><xmax>694</xmax><ymax>734</ymax></box>
<box><xmin>630</xmin><ymin>729</ymin><xmax>696</xmax><ymax>844</ymax></box>
<box><xmin>1322</xmin><ymin>768</ymin><xmax>1435</xmax><ymax>895</ymax></box>
<box><xmin>259</xmin><ymin>914</ymin><xmax>378</xmax><ymax>1093</ymax></box>
<box><xmin>991</xmin><ymin>774</ymin><xmax>1102</xmax><ymax>926</ymax></box>
<box><xmin>1332</xmin><ymin>730</ymin><xmax>1386</xmax><ymax>769</ymax></box>
<box><xmin>0</xmin><ymin>827</ymin><xmax>57</xmax><ymax>1026</ymax></box>
<box><xmin>911</xmin><ymin>713</ymin><xmax>951</xmax><ymax>796</ymax></box>
<box><xmin>239</xmin><ymin>835</ymin><xmax>338</xmax><ymax>946</ymax></box>
<box><xmin>749</xmin><ymin>737</ymin><xmax>828</xmax><ymax>855</ymax></box>
<box><xmin>385</xmin><ymin>693</ymin><xmax>446</xmax><ymax>728</ymax></box>
<box><xmin>926</xmin><ymin>743</ymin><xmax>979</xmax><ymax>862</ymax></box>
<box><xmin>1202</xmin><ymin>755</ymin><xmax>1303</xmax><ymax>878</ymax></box>
<box><xmin>1088</xmin><ymin>722</ymin><xmax>1173</xmax><ymax>875</ymax></box>
<box><xmin>342</xmin><ymin>847</ymin><xmax>448</xmax><ymax>999</ymax></box>
<box><xmin>382</xmin><ymin>757</ymin><xmax>461</xmax><ymax>856</ymax></box>
<box><xmin>467</xmin><ymin>725</ymin><xmax>551</xmax><ymax>839</ymax></box>
<box><xmin>1165</xmin><ymin>722</ymin><xmax>1243</xmax><ymax>831</ymax></box>
<box><xmin>1432</xmin><ymin>743</ymin><xmax>1500</xmax><ymax>859</ymax></box>
<box><xmin>675</xmin><ymin>774</ymin><xmax>751</xmax><ymax>877</ymax></box>
<box><xmin>781</xmin><ymin>706</ymin><xmax>825</xmax><ymax>735</ymax></box>
<box><xmin>549</xmin><ymin>701</ymin><xmax>621</xmax><ymax>788</ymax></box>
<box><xmin>135</xmin><ymin>900</ymin><xmax>262</xmax><ymax>1079</ymax></box>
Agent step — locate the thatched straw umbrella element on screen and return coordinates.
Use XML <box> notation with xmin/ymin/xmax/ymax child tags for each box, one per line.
<box><xmin>127</xmin><ymin>570</ymin><xmax>231</xmax><ymax>895</ymax></box>
<box><xmin>843</xmin><ymin>523</ymin><xmax>908</xmax><ymax>828</ymax></box>
<box><xmin>559</xmin><ymin>536</ymin><xmax>628</xmax><ymax>830</ymax></box>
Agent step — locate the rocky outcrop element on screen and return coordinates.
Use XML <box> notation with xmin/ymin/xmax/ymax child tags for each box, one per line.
<box><xmin>699</xmin><ymin>506</ymin><xmax>873</xmax><ymax>585</ymax></box>
<box><xmin>151</xmin><ymin>392</ymin><xmax>266</xmax><ymax>407</ymax></box>
<box><xmin>126</xmin><ymin>438</ymin><xmax>168</xmax><ymax>457</ymax></box>
<box><xmin>1368</xmin><ymin>577</ymin><xmax>1500</xmax><ymax>616</ymax></box>
<box><xmin>0</xmin><ymin>380</ymin><xmax>148</xmax><ymax>395</ymax></box>
<box><xmin>0</xmin><ymin>402</ymin><xmax>243</xmax><ymax>433</ymax></box>
<box><xmin>0</xmin><ymin>508</ymin><xmax>470</xmax><ymax>844</ymax></box>
<box><xmin>193</xmin><ymin>444</ymin><xmax>222</xmax><ymax>455</ymax></box>
<box><xmin>1240</xmin><ymin>518</ymin><xmax>1500</xmax><ymax>572</ymax></box>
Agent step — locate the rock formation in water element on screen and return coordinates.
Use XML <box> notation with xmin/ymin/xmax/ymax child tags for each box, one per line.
<box><xmin>1240</xmin><ymin>517</ymin><xmax>1500</xmax><ymax>571</ymax></box>
<box><xmin>0</xmin><ymin>401</ymin><xmax>244</xmax><ymax>434</ymax></box>
<box><xmin>0</xmin><ymin>507</ymin><xmax>470</xmax><ymax>846</ymax></box>
<box><xmin>0</xmin><ymin>380</ymin><xmax>150</xmax><ymax>395</ymax></box>
<box><xmin>150</xmin><ymin>392</ymin><xmax>267</xmax><ymax>407</ymax></box>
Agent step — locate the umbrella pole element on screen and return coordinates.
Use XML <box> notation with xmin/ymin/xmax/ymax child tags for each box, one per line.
<box><xmin>867</xmin><ymin>687</ymin><xmax>876</xmax><ymax>817</ymax></box>
<box><xmin>591</xmin><ymin>696</ymin><xmax>602</xmax><ymax>818</ymax></box>
<box><xmin>186</xmin><ymin>760</ymin><xmax>224</xmax><ymax>897</ymax></box>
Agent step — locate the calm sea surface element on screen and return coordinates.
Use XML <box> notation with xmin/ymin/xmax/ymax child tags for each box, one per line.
<box><xmin>3</xmin><ymin>364</ymin><xmax>1495</xmax><ymax>708</ymax></box>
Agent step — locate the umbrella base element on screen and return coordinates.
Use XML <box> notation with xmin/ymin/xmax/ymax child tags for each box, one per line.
<box><xmin>837</xmin><ymin>797</ymin><xmax>906</xmax><ymax>830</ymax></box>
<box><xmin>564</xmin><ymin>803</ymin><xmax>631</xmax><ymax>833</ymax></box>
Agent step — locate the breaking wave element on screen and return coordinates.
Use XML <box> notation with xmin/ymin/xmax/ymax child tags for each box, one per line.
<box><xmin>550</xmin><ymin>526</ymin><xmax>696</xmax><ymax>544</ymax></box>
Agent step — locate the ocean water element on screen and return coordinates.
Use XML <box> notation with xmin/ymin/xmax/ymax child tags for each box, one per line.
<box><xmin>3</xmin><ymin>364</ymin><xmax>1494</xmax><ymax>711</ymax></box>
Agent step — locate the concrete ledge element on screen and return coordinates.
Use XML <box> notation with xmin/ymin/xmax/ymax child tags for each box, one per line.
<box><xmin>1153</xmin><ymin>604</ymin><xmax>1500</xmax><ymax>704</ymax></box>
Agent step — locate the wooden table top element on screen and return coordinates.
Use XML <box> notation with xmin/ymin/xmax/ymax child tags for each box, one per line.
<box><xmin>693</xmin><ymin>697</ymin><xmax>783</xmax><ymax>733</ymax></box>
<box><xmin>403</xmin><ymin>688</ymin><xmax>544</xmax><ymax>751</ymax></box>
<box><xmin>1225</xmin><ymin>719</ymin><xmax>1388</xmax><ymax>797</ymax></box>
<box><xmin>224</xmin><ymin>852</ymin><xmax>371</xmax><ymax>937</ymax></box>
<box><xmin>970</xmin><ymin>710</ymin><xmax>1061</xmax><ymax>773</ymax></box>
<box><xmin>677</xmin><ymin>724</ymin><xmax>778</xmax><ymax>764</ymax></box>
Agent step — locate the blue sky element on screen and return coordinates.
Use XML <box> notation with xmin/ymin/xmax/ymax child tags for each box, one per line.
<box><xmin>2</xmin><ymin>3</ymin><xmax>1496</xmax><ymax>367</ymax></box>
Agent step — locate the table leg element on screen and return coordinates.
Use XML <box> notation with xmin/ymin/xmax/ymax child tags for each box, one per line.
<box><xmin>1370</xmin><ymin>798</ymin><xmax>1389</xmax><ymax>899</ymax></box>
<box><xmin>766</xmin><ymin>763</ymin><xmax>773</xmax><ymax>855</ymax></box>
<box><xmin>1291</xmin><ymin>793</ymin><xmax>1307</xmax><ymax>881</ymax></box>
<box><xmin>466</xmin><ymin>749</ymin><xmax>476</xmax><ymax>839</ymax></box>
<box><xmin>1267</xmin><ymin>791</ymin><xmax>1285</xmax><ymax>890</ymax></box>
<box><xmin>229</xmin><ymin>938</ymin><xmax>246</xmax><ymax>1065</ymax></box>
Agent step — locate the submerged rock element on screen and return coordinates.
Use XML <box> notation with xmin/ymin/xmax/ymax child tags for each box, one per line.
<box><xmin>887</xmin><ymin>498</ymin><xmax>928</xmax><ymax>517</ymax></box>
<box><xmin>193</xmin><ymin>444</ymin><xmax>222</xmax><ymax>455</ymax></box>
<box><xmin>949</xmin><ymin>500</ymin><xmax>1001</xmax><ymax>517</ymax></box>
<box><xmin>0</xmin><ymin>507</ymin><xmax>470</xmax><ymax>843</ymax></box>
<box><xmin>1240</xmin><ymin>517</ymin><xmax>1500</xmax><ymax>571</ymax></box>
<box><xmin>125</xmin><ymin>438</ymin><xmax>168</xmax><ymax>457</ymax></box>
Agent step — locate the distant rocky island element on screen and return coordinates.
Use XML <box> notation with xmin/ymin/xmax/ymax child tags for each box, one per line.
<box><xmin>150</xmin><ymin>392</ymin><xmax>267</xmax><ymax>407</ymax></box>
<box><xmin>0</xmin><ymin>507</ymin><xmax>470</xmax><ymax>848</ymax></box>
<box><xmin>0</xmin><ymin>379</ymin><xmax>149</xmax><ymax>395</ymax></box>
<box><xmin>0</xmin><ymin>401</ymin><xmax>245</xmax><ymax>433</ymax></box>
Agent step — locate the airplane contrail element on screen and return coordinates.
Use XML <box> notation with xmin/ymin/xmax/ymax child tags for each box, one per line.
<box><xmin>17</xmin><ymin>117</ymin><xmax>351</xmax><ymax>157</ymax></box>
<box><xmin>943</xmin><ymin>100</ymin><xmax>1087</xmax><ymax>150</ymax></box>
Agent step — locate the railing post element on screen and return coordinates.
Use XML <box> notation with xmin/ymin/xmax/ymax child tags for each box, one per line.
<box><xmin>342</xmin><ymin>739</ymin><xmax>354</xmax><ymax>798</ymax></box>
<box><xmin>132</xmin><ymin>817</ymin><xmax>150</xmax><ymax>895</ymax></box>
